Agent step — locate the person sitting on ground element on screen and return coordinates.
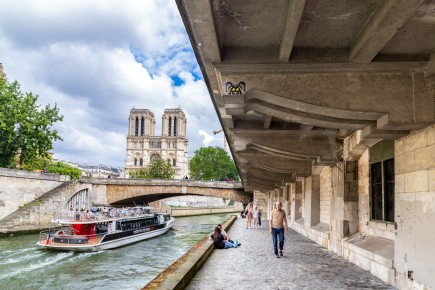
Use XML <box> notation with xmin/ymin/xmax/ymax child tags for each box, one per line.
<box><xmin>216</xmin><ymin>224</ymin><xmax>241</xmax><ymax>246</ymax></box>
<box><xmin>210</xmin><ymin>226</ymin><xmax>238</xmax><ymax>249</ymax></box>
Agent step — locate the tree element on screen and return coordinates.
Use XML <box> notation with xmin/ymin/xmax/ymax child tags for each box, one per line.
<box><xmin>189</xmin><ymin>146</ymin><xmax>239</xmax><ymax>181</ymax></box>
<box><xmin>47</xmin><ymin>162</ymin><xmax>82</xmax><ymax>180</ymax></box>
<box><xmin>0</xmin><ymin>75</ymin><xmax>63</xmax><ymax>168</ymax></box>
<box><xmin>130</xmin><ymin>158</ymin><xmax>175</xmax><ymax>179</ymax></box>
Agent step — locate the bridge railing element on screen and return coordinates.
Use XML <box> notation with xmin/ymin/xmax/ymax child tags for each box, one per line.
<box><xmin>78</xmin><ymin>176</ymin><xmax>243</xmax><ymax>188</ymax></box>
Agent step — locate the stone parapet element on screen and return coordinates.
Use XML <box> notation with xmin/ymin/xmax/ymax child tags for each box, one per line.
<box><xmin>80</xmin><ymin>176</ymin><xmax>243</xmax><ymax>189</ymax></box>
<box><xmin>0</xmin><ymin>168</ymin><xmax>70</xmax><ymax>181</ymax></box>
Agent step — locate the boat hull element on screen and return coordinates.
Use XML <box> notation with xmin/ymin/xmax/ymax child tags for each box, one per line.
<box><xmin>37</xmin><ymin>219</ymin><xmax>174</xmax><ymax>252</ymax></box>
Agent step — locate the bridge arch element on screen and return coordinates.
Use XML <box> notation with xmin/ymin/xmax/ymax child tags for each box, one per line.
<box><xmin>87</xmin><ymin>179</ymin><xmax>251</xmax><ymax>206</ymax></box>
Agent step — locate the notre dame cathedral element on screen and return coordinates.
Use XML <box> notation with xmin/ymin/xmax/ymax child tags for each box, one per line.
<box><xmin>125</xmin><ymin>107</ymin><xmax>188</xmax><ymax>179</ymax></box>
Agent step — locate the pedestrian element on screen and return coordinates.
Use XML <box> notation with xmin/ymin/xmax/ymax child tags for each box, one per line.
<box><xmin>253</xmin><ymin>206</ymin><xmax>260</xmax><ymax>228</ymax></box>
<box><xmin>244</xmin><ymin>202</ymin><xmax>254</xmax><ymax>229</ymax></box>
<box><xmin>258</xmin><ymin>209</ymin><xmax>262</xmax><ymax>226</ymax></box>
<box><xmin>269</xmin><ymin>201</ymin><xmax>288</xmax><ymax>258</ymax></box>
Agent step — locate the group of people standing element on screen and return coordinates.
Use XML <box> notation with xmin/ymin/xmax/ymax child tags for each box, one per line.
<box><xmin>244</xmin><ymin>202</ymin><xmax>261</xmax><ymax>229</ymax></box>
<box><xmin>211</xmin><ymin>201</ymin><xmax>288</xmax><ymax>259</ymax></box>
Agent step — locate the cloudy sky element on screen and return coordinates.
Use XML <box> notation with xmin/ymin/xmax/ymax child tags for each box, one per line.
<box><xmin>0</xmin><ymin>0</ymin><xmax>224</xmax><ymax>168</ymax></box>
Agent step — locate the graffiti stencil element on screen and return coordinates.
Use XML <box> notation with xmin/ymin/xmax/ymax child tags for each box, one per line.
<box><xmin>226</xmin><ymin>82</ymin><xmax>245</xmax><ymax>94</ymax></box>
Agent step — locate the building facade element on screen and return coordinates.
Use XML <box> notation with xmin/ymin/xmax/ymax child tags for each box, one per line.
<box><xmin>124</xmin><ymin>107</ymin><xmax>188</xmax><ymax>179</ymax></box>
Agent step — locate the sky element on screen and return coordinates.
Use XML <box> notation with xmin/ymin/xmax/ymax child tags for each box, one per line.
<box><xmin>0</xmin><ymin>0</ymin><xmax>224</xmax><ymax>168</ymax></box>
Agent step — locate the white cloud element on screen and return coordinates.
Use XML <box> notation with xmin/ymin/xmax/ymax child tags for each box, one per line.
<box><xmin>0</xmin><ymin>0</ymin><xmax>223</xmax><ymax>167</ymax></box>
<box><xmin>198</xmin><ymin>130</ymin><xmax>215</xmax><ymax>147</ymax></box>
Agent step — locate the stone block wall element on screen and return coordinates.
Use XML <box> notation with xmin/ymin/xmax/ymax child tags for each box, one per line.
<box><xmin>253</xmin><ymin>189</ymin><xmax>268</xmax><ymax>213</ymax></box>
<box><xmin>358</xmin><ymin>150</ymin><xmax>371</xmax><ymax>234</ymax></box>
<box><xmin>394</xmin><ymin>125</ymin><xmax>435</xmax><ymax>289</ymax></box>
<box><xmin>320</xmin><ymin>167</ymin><xmax>332</xmax><ymax>225</ymax></box>
<box><xmin>0</xmin><ymin>169</ymin><xmax>69</xmax><ymax>219</ymax></box>
<box><xmin>0</xmin><ymin>181</ymin><xmax>86</xmax><ymax>233</ymax></box>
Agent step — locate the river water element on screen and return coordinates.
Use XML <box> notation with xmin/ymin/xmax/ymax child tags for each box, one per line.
<box><xmin>0</xmin><ymin>213</ymin><xmax>232</xmax><ymax>290</ymax></box>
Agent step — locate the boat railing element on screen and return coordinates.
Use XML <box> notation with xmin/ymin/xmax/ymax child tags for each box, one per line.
<box><xmin>52</xmin><ymin>207</ymin><xmax>161</xmax><ymax>222</ymax></box>
<box><xmin>38</xmin><ymin>228</ymin><xmax>106</xmax><ymax>245</ymax></box>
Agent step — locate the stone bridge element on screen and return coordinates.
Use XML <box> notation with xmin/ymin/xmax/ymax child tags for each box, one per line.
<box><xmin>0</xmin><ymin>170</ymin><xmax>249</xmax><ymax>233</ymax></box>
<box><xmin>80</xmin><ymin>177</ymin><xmax>250</xmax><ymax>207</ymax></box>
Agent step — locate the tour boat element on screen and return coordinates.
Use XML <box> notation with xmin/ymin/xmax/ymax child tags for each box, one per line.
<box><xmin>37</xmin><ymin>207</ymin><xmax>174</xmax><ymax>252</ymax></box>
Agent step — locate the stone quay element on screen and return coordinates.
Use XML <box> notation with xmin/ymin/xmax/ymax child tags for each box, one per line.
<box><xmin>146</xmin><ymin>216</ymin><xmax>395</xmax><ymax>289</ymax></box>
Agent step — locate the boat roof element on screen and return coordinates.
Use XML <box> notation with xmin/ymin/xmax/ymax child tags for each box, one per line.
<box><xmin>51</xmin><ymin>207</ymin><xmax>169</xmax><ymax>225</ymax></box>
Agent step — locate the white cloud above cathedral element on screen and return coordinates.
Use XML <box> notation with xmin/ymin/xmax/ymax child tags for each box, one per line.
<box><xmin>0</xmin><ymin>0</ymin><xmax>224</xmax><ymax>167</ymax></box>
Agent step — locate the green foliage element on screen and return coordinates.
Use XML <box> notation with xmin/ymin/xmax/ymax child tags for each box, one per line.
<box><xmin>47</xmin><ymin>162</ymin><xmax>82</xmax><ymax>180</ymax></box>
<box><xmin>23</xmin><ymin>155</ymin><xmax>52</xmax><ymax>171</ymax></box>
<box><xmin>130</xmin><ymin>159</ymin><xmax>175</xmax><ymax>179</ymax></box>
<box><xmin>188</xmin><ymin>146</ymin><xmax>239</xmax><ymax>181</ymax></box>
<box><xmin>0</xmin><ymin>75</ymin><xmax>63</xmax><ymax>168</ymax></box>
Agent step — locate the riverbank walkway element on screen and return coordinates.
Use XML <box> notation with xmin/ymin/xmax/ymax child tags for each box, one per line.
<box><xmin>186</xmin><ymin>216</ymin><xmax>395</xmax><ymax>289</ymax></box>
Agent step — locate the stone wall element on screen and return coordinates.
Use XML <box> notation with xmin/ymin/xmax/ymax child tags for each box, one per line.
<box><xmin>394</xmin><ymin>125</ymin><xmax>435</xmax><ymax>289</ymax></box>
<box><xmin>0</xmin><ymin>169</ymin><xmax>70</xmax><ymax>219</ymax></box>
<box><xmin>0</xmin><ymin>181</ymin><xmax>90</xmax><ymax>233</ymax></box>
<box><xmin>320</xmin><ymin>167</ymin><xmax>332</xmax><ymax>225</ymax></box>
<box><xmin>253</xmin><ymin>189</ymin><xmax>267</xmax><ymax>212</ymax></box>
<box><xmin>104</xmin><ymin>184</ymin><xmax>250</xmax><ymax>205</ymax></box>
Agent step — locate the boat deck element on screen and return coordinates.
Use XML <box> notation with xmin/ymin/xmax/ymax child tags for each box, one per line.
<box><xmin>48</xmin><ymin>236</ymin><xmax>103</xmax><ymax>247</ymax></box>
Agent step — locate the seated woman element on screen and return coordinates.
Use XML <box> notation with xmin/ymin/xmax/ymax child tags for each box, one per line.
<box><xmin>210</xmin><ymin>226</ymin><xmax>238</xmax><ymax>249</ymax></box>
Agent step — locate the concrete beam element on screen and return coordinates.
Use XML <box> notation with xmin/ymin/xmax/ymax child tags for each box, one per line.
<box><xmin>425</xmin><ymin>53</ymin><xmax>435</xmax><ymax>79</ymax></box>
<box><xmin>181</xmin><ymin>0</ymin><xmax>221</xmax><ymax>63</ymax></box>
<box><xmin>278</xmin><ymin>0</ymin><xmax>307</xmax><ymax>62</ymax></box>
<box><xmin>349</xmin><ymin>0</ymin><xmax>425</xmax><ymax>63</ymax></box>
<box><xmin>215</xmin><ymin>61</ymin><xmax>427</xmax><ymax>74</ymax></box>
<box><xmin>263</xmin><ymin>115</ymin><xmax>272</xmax><ymax>129</ymax></box>
<box><xmin>237</xmin><ymin>152</ymin><xmax>312</xmax><ymax>177</ymax></box>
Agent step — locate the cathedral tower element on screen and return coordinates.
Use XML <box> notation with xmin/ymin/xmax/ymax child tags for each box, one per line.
<box><xmin>125</xmin><ymin>107</ymin><xmax>188</xmax><ymax>179</ymax></box>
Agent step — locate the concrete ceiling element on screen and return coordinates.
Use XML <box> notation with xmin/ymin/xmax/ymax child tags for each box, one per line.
<box><xmin>177</xmin><ymin>0</ymin><xmax>435</xmax><ymax>193</ymax></box>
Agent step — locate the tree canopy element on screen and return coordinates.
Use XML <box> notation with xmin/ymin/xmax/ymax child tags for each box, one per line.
<box><xmin>189</xmin><ymin>146</ymin><xmax>239</xmax><ymax>181</ymax></box>
<box><xmin>46</xmin><ymin>161</ymin><xmax>82</xmax><ymax>180</ymax></box>
<box><xmin>0</xmin><ymin>75</ymin><xmax>63</xmax><ymax>168</ymax></box>
<box><xmin>130</xmin><ymin>158</ymin><xmax>175</xmax><ymax>179</ymax></box>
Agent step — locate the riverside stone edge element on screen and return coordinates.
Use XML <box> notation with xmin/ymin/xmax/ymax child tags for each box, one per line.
<box><xmin>142</xmin><ymin>215</ymin><xmax>237</xmax><ymax>290</ymax></box>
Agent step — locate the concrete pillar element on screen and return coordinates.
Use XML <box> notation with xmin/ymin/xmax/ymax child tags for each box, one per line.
<box><xmin>304</xmin><ymin>175</ymin><xmax>321</xmax><ymax>228</ymax></box>
<box><xmin>331</xmin><ymin>161</ymin><xmax>359</xmax><ymax>240</ymax></box>
<box><xmin>292</xmin><ymin>179</ymin><xmax>303</xmax><ymax>222</ymax></box>
<box><xmin>344</xmin><ymin>161</ymin><xmax>359</xmax><ymax>236</ymax></box>
<box><xmin>282</xmin><ymin>184</ymin><xmax>290</xmax><ymax>216</ymax></box>
<box><xmin>287</xmin><ymin>182</ymin><xmax>296</xmax><ymax>222</ymax></box>
<box><xmin>253</xmin><ymin>189</ymin><xmax>268</xmax><ymax>214</ymax></box>
<box><xmin>267</xmin><ymin>190</ymin><xmax>273</xmax><ymax>219</ymax></box>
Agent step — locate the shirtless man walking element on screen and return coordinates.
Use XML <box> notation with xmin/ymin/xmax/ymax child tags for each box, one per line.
<box><xmin>269</xmin><ymin>201</ymin><xmax>288</xmax><ymax>258</ymax></box>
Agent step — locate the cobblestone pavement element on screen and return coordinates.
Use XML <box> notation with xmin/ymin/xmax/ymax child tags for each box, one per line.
<box><xmin>187</xmin><ymin>217</ymin><xmax>396</xmax><ymax>290</ymax></box>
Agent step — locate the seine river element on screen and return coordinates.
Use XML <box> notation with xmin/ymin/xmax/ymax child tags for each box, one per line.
<box><xmin>0</xmin><ymin>213</ymin><xmax>232</xmax><ymax>290</ymax></box>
